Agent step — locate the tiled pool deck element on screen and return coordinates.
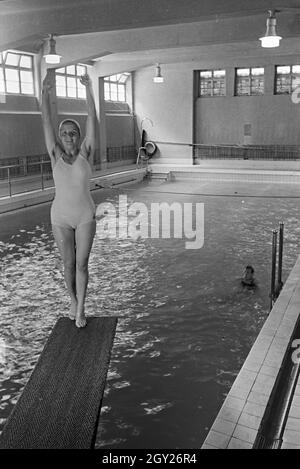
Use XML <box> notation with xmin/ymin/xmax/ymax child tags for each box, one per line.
<box><xmin>201</xmin><ymin>253</ymin><xmax>300</xmax><ymax>449</ymax></box>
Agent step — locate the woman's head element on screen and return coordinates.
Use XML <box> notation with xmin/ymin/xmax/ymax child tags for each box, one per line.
<box><xmin>58</xmin><ymin>119</ymin><xmax>81</xmax><ymax>152</ymax></box>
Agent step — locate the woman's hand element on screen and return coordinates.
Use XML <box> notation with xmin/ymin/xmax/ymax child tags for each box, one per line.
<box><xmin>80</xmin><ymin>74</ymin><xmax>92</xmax><ymax>88</ymax></box>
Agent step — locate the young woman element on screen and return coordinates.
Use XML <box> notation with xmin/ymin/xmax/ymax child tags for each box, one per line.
<box><xmin>41</xmin><ymin>72</ymin><xmax>97</xmax><ymax>328</ymax></box>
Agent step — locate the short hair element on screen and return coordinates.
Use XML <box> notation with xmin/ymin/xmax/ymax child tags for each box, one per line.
<box><xmin>245</xmin><ymin>265</ymin><xmax>254</xmax><ymax>273</ymax></box>
<box><xmin>59</xmin><ymin>119</ymin><xmax>81</xmax><ymax>137</ymax></box>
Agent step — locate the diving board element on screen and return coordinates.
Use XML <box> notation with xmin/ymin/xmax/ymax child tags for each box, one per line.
<box><xmin>0</xmin><ymin>316</ymin><xmax>117</xmax><ymax>449</ymax></box>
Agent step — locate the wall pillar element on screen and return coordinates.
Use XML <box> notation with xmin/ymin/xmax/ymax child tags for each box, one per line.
<box><xmin>264</xmin><ymin>64</ymin><xmax>275</xmax><ymax>96</ymax></box>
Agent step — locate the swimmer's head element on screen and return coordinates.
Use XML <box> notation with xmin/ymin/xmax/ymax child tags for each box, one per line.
<box><xmin>59</xmin><ymin>119</ymin><xmax>81</xmax><ymax>138</ymax></box>
<box><xmin>245</xmin><ymin>265</ymin><xmax>254</xmax><ymax>274</ymax></box>
<box><xmin>59</xmin><ymin>119</ymin><xmax>81</xmax><ymax>151</ymax></box>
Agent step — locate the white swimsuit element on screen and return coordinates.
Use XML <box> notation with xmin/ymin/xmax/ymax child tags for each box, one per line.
<box><xmin>51</xmin><ymin>153</ymin><xmax>95</xmax><ymax>229</ymax></box>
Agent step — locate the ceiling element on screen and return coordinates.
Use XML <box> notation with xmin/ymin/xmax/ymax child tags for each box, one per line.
<box><xmin>1</xmin><ymin>0</ymin><xmax>300</xmax><ymax>75</ymax></box>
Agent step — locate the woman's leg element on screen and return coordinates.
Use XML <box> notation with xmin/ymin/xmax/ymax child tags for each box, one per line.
<box><xmin>74</xmin><ymin>220</ymin><xmax>96</xmax><ymax>328</ymax></box>
<box><xmin>52</xmin><ymin>225</ymin><xmax>77</xmax><ymax>319</ymax></box>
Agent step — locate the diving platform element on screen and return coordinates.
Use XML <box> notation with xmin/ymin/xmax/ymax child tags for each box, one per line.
<box><xmin>0</xmin><ymin>316</ymin><xmax>117</xmax><ymax>449</ymax></box>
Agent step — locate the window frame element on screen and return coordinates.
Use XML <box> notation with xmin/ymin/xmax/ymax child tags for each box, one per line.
<box><xmin>275</xmin><ymin>65</ymin><xmax>300</xmax><ymax>95</ymax></box>
<box><xmin>198</xmin><ymin>69</ymin><xmax>226</xmax><ymax>98</ymax></box>
<box><xmin>235</xmin><ymin>67</ymin><xmax>265</xmax><ymax>97</ymax></box>
<box><xmin>0</xmin><ymin>50</ymin><xmax>35</xmax><ymax>96</ymax></box>
<box><xmin>55</xmin><ymin>64</ymin><xmax>88</xmax><ymax>100</ymax></box>
<box><xmin>104</xmin><ymin>73</ymin><xmax>130</xmax><ymax>103</ymax></box>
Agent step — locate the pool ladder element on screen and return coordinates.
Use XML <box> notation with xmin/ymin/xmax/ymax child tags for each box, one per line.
<box><xmin>269</xmin><ymin>222</ymin><xmax>284</xmax><ymax>312</ymax></box>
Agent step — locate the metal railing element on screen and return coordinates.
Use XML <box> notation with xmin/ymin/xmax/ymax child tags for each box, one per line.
<box><xmin>154</xmin><ymin>141</ymin><xmax>300</xmax><ymax>161</ymax></box>
<box><xmin>194</xmin><ymin>144</ymin><xmax>300</xmax><ymax>161</ymax></box>
<box><xmin>0</xmin><ymin>160</ymin><xmax>53</xmax><ymax>198</ymax></box>
<box><xmin>0</xmin><ymin>147</ymin><xmax>138</xmax><ymax>198</ymax></box>
<box><xmin>269</xmin><ymin>223</ymin><xmax>284</xmax><ymax>311</ymax></box>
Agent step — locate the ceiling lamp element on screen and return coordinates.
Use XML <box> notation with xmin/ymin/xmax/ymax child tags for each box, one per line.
<box><xmin>153</xmin><ymin>63</ymin><xmax>164</xmax><ymax>83</ymax></box>
<box><xmin>43</xmin><ymin>34</ymin><xmax>61</xmax><ymax>64</ymax></box>
<box><xmin>259</xmin><ymin>10</ymin><xmax>282</xmax><ymax>48</ymax></box>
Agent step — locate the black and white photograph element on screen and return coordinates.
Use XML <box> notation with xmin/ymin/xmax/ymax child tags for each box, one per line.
<box><xmin>0</xmin><ymin>0</ymin><xmax>300</xmax><ymax>456</ymax></box>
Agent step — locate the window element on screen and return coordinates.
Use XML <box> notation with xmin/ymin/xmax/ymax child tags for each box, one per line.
<box><xmin>104</xmin><ymin>73</ymin><xmax>130</xmax><ymax>102</ymax></box>
<box><xmin>0</xmin><ymin>50</ymin><xmax>34</xmax><ymax>95</ymax></box>
<box><xmin>275</xmin><ymin>65</ymin><xmax>300</xmax><ymax>94</ymax></box>
<box><xmin>199</xmin><ymin>69</ymin><xmax>226</xmax><ymax>97</ymax></box>
<box><xmin>235</xmin><ymin>67</ymin><xmax>264</xmax><ymax>96</ymax></box>
<box><xmin>55</xmin><ymin>64</ymin><xmax>87</xmax><ymax>99</ymax></box>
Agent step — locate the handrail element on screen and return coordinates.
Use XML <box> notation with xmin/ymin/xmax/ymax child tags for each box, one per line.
<box><xmin>150</xmin><ymin>141</ymin><xmax>300</xmax><ymax>149</ymax></box>
<box><xmin>0</xmin><ymin>159</ymin><xmax>52</xmax><ymax>198</ymax></box>
<box><xmin>269</xmin><ymin>223</ymin><xmax>284</xmax><ymax>311</ymax></box>
<box><xmin>277</xmin><ymin>223</ymin><xmax>284</xmax><ymax>294</ymax></box>
<box><xmin>0</xmin><ymin>160</ymin><xmax>51</xmax><ymax>171</ymax></box>
<box><xmin>253</xmin><ymin>316</ymin><xmax>300</xmax><ymax>449</ymax></box>
<box><xmin>270</xmin><ymin>230</ymin><xmax>278</xmax><ymax>311</ymax></box>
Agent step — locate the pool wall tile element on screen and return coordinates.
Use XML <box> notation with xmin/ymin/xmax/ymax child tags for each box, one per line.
<box><xmin>233</xmin><ymin>424</ymin><xmax>257</xmax><ymax>444</ymax></box>
<box><xmin>229</xmin><ymin>385</ymin><xmax>251</xmax><ymax>400</ymax></box>
<box><xmin>201</xmin><ymin>443</ymin><xmax>218</xmax><ymax>449</ymax></box>
<box><xmin>285</xmin><ymin>417</ymin><xmax>300</xmax><ymax>431</ymax></box>
<box><xmin>222</xmin><ymin>396</ymin><xmax>246</xmax><ymax>412</ymax></box>
<box><xmin>291</xmin><ymin>395</ymin><xmax>300</xmax><ymax>407</ymax></box>
<box><xmin>259</xmin><ymin>365</ymin><xmax>279</xmax><ymax>377</ymax></box>
<box><xmin>243</xmin><ymin>402</ymin><xmax>266</xmax><ymax>418</ymax></box>
<box><xmin>204</xmin><ymin>430</ymin><xmax>231</xmax><ymax>449</ymax></box>
<box><xmin>216</xmin><ymin>406</ymin><xmax>242</xmax><ymax>424</ymax></box>
<box><xmin>281</xmin><ymin>442</ymin><xmax>300</xmax><ymax>449</ymax></box>
<box><xmin>282</xmin><ymin>429</ymin><xmax>300</xmax><ymax>446</ymax></box>
<box><xmin>288</xmin><ymin>406</ymin><xmax>300</xmax><ymax>419</ymax></box>
<box><xmin>247</xmin><ymin>391</ymin><xmax>269</xmax><ymax>406</ymax></box>
<box><xmin>227</xmin><ymin>438</ymin><xmax>253</xmax><ymax>449</ymax></box>
<box><xmin>237</xmin><ymin>412</ymin><xmax>262</xmax><ymax>431</ymax></box>
<box><xmin>211</xmin><ymin>418</ymin><xmax>236</xmax><ymax>436</ymax></box>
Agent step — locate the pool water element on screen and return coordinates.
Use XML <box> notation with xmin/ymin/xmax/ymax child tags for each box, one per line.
<box><xmin>0</xmin><ymin>180</ymin><xmax>299</xmax><ymax>448</ymax></box>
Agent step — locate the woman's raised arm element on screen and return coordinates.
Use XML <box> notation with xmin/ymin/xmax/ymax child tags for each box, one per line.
<box><xmin>80</xmin><ymin>74</ymin><xmax>97</xmax><ymax>159</ymax></box>
<box><xmin>41</xmin><ymin>73</ymin><xmax>57</xmax><ymax>164</ymax></box>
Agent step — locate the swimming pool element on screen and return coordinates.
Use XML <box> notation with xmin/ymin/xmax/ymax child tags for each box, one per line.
<box><xmin>0</xmin><ymin>179</ymin><xmax>299</xmax><ymax>448</ymax></box>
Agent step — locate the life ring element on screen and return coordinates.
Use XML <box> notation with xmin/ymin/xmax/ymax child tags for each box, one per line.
<box><xmin>144</xmin><ymin>141</ymin><xmax>157</xmax><ymax>158</ymax></box>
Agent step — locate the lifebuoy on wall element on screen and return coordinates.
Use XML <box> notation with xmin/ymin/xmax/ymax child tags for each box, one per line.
<box><xmin>144</xmin><ymin>141</ymin><xmax>157</xmax><ymax>157</ymax></box>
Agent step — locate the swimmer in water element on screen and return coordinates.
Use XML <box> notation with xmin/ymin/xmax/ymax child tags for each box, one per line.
<box><xmin>241</xmin><ymin>265</ymin><xmax>255</xmax><ymax>287</ymax></box>
<box><xmin>41</xmin><ymin>71</ymin><xmax>97</xmax><ymax>328</ymax></box>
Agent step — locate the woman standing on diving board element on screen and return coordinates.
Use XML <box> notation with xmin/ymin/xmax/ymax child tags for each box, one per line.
<box><xmin>41</xmin><ymin>72</ymin><xmax>97</xmax><ymax>328</ymax></box>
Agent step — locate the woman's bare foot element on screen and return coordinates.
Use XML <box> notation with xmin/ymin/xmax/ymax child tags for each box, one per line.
<box><xmin>69</xmin><ymin>299</ymin><xmax>77</xmax><ymax>320</ymax></box>
<box><xmin>75</xmin><ymin>306</ymin><xmax>87</xmax><ymax>328</ymax></box>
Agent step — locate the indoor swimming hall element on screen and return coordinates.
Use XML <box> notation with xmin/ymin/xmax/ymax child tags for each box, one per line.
<box><xmin>1</xmin><ymin>0</ymin><xmax>300</xmax><ymax>451</ymax></box>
